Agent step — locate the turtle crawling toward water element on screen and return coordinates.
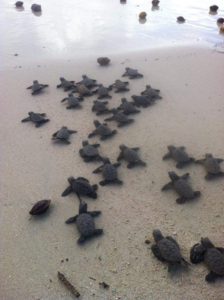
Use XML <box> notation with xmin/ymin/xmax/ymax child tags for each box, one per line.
<box><xmin>57</xmin><ymin>77</ymin><xmax>75</xmax><ymax>91</ymax></box>
<box><xmin>132</xmin><ymin>95</ymin><xmax>152</xmax><ymax>108</ymax></box>
<box><xmin>104</xmin><ymin>109</ymin><xmax>134</xmax><ymax>127</ymax></box>
<box><xmin>15</xmin><ymin>1</ymin><xmax>23</xmax><ymax>8</ymax></box>
<box><xmin>122</xmin><ymin>67</ymin><xmax>143</xmax><ymax>79</ymax></box>
<box><xmin>92</xmin><ymin>100</ymin><xmax>110</xmax><ymax>115</ymax></box>
<box><xmin>177</xmin><ymin>16</ymin><xmax>185</xmax><ymax>23</ymax></box>
<box><xmin>95</xmin><ymin>84</ymin><xmax>112</xmax><ymax>99</ymax></box>
<box><xmin>97</xmin><ymin>57</ymin><xmax>110</xmax><ymax>66</ymax></box>
<box><xmin>141</xmin><ymin>85</ymin><xmax>162</xmax><ymax>101</ymax></box>
<box><xmin>117</xmin><ymin>145</ymin><xmax>146</xmax><ymax>168</ymax></box>
<box><xmin>73</xmin><ymin>83</ymin><xmax>95</xmax><ymax>97</ymax></box>
<box><xmin>27</xmin><ymin>80</ymin><xmax>48</xmax><ymax>95</ymax></box>
<box><xmin>112</xmin><ymin>80</ymin><xmax>129</xmax><ymax>93</ymax></box>
<box><xmin>52</xmin><ymin>126</ymin><xmax>77</xmax><ymax>144</ymax></box>
<box><xmin>88</xmin><ymin>120</ymin><xmax>117</xmax><ymax>140</ymax></box>
<box><xmin>65</xmin><ymin>201</ymin><xmax>103</xmax><ymax>244</ymax></box>
<box><xmin>195</xmin><ymin>153</ymin><xmax>224</xmax><ymax>180</ymax></box>
<box><xmin>93</xmin><ymin>157</ymin><xmax>123</xmax><ymax>186</ymax></box>
<box><xmin>151</xmin><ymin>229</ymin><xmax>189</xmax><ymax>272</ymax></box>
<box><xmin>79</xmin><ymin>140</ymin><xmax>102</xmax><ymax>162</ymax></box>
<box><xmin>77</xmin><ymin>75</ymin><xmax>98</xmax><ymax>89</ymax></box>
<box><xmin>162</xmin><ymin>171</ymin><xmax>201</xmax><ymax>204</ymax></box>
<box><xmin>31</xmin><ymin>3</ymin><xmax>41</xmax><ymax>12</ymax></box>
<box><xmin>61</xmin><ymin>93</ymin><xmax>83</xmax><ymax>109</ymax></box>
<box><xmin>190</xmin><ymin>238</ymin><xmax>224</xmax><ymax>282</ymax></box>
<box><xmin>163</xmin><ymin>145</ymin><xmax>194</xmax><ymax>168</ymax></box>
<box><xmin>21</xmin><ymin>112</ymin><xmax>49</xmax><ymax>127</ymax></box>
<box><xmin>61</xmin><ymin>177</ymin><xmax>98</xmax><ymax>200</ymax></box>
<box><xmin>117</xmin><ymin>98</ymin><xmax>140</xmax><ymax>115</ymax></box>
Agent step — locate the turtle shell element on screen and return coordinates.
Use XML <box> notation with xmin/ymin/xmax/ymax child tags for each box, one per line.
<box><xmin>205</xmin><ymin>248</ymin><xmax>224</xmax><ymax>275</ymax></box>
<box><xmin>76</xmin><ymin>213</ymin><xmax>95</xmax><ymax>236</ymax></box>
<box><xmin>83</xmin><ymin>145</ymin><xmax>99</xmax><ymax>157</ymax></box>
<box><xmin>122</xmin><ymin>148</ymin><xmax>139</xmax><ymax>162</ymax></box>
<box><xmin>30</xmin><ymin>113</ymin><xmax>45</xmax><ymax>122</ymax></box>
<box><xmin>102</xmin><ymin>164</ymin><xmax>118</xmax><ymax>180</ymax></box>
<box><xmin>204</xmin><ymin>157</ymin><xmax>221</xmax><ymax>174</ymax></box>
<box><xmin>157</xmin><ymin>238</ymin><xmax>182</xmax><ymax>263</ymax></box>
<box><xmin>171</xmin><ymin>148</ymin><xmax>191</xmax><ymax>163</ymax></box>
<box><xmin>173</xmin><ymin>179</ymin><xmax>195</xmax><ymax>198</ymax></box>
<box><xmin>55</xmin><ymin>128</ymin><xmax>70</xmax><ymax>140</ymax></box>
<box><xmin>96</xmin><ymin>125</ymin><xmax>112</xmax><ymax>136</ymax></box>
<box><xmin>71</xmin><ymin>178</ymin><xmax>96</xmax><ymax>197</ymax></box>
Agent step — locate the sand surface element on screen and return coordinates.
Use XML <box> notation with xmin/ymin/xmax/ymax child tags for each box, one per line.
<box><xmin>1</xmin><ymin>46</ymin><xmax>224</xmax><ymax>299</ymax></box>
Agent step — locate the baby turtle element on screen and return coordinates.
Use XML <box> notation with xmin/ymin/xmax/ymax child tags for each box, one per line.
<box><xmin>217</xmin><ymin>18</ymin><xmax>224</xmax><ymax>25</ymax></box>
<box><xmin>15</xmin><ymin>1</ymin><xmax>23</xmax><ymax>8</ymax></box>
<box><xmin>117</xmin><ymin>145</ymin><xmax>146</xmax><ymax>168</ymax></box>
<box><xmin>112</xmin><ymin>80</ymin><xmax>129</xmax><ymax>93</ymax></box>
<box><xmin>139</xmin><ymin>12</ymin><xmax>147</xmax><ymax>19</ymax></box>
<box><xmin>104</xmin><ymin>109</ymin><xmax>134</xmax><ymax>127</ymax></box>
<box><xmin>117</xmin><ymin>98</ymin><xmax>140</xmax><ymax>115</ymax></box>
<box><xmin>92</xmin><ymin>100</ymin><xmax>110</xmax><ymax>115</ymax></box>
<box><xmin>31</xmin><ymin>3</ymin><xmax>41</xmax><ymax>12</ymax></box>
<box><xmin>191</xmin><ymin>238</ymin><xmax>224</xmax><ymax>282</ymax></box>
<box><xmin>95</xmin><ymin>84</ymin><xmax>112</xmax><ymax>99</ymax></box>
<box><xmin>21</xmin><ymin>112</ymin><xmax>49</xmax><ymax>127</ymax></box>
<box><xmin>27</xmin><ymin>80</ymin><xmax>48</xmax><ymax>95</ymax></box>
<box><xmin>141</xmin><ymin>85</ymin><xmax>162</xmax><ymax>101</ymax></box>
<box><xmin>161</xmin><ymin>171</ymin><xmax>201</xmax><ymax>204</ymax></box>
<box><xmin>61</xmin><ymin>177</ymin><xmax>98</xmax><ymax>200</ymax></box>
<box><xmin>152</xmin><ymin>0</ymin><xmax>159</xmax><ymax>7</ymax></box>
<box><xmin>73</xmin><ymin>83</ymin><xmax>95</xmax><ymax>97</ymax></box>
<box><xmin>29</xmin><ymin>199</ymin><xmax>51</xmax><ymax>215</ymax></box>
<box><xmin>88</xmin><ymin>120</ymin><xmax>117</xmax><ymax>140</ymax></box>
<box><xmin>65</xmin><ymin>201</ymin><xmax>103</xmax><ymax>244</ymax></box>
<box><xmin>131</xmin><ymin>95</ymin><xmax>152</xmax><ymax>108</ymax></box>
<box><xmin>97</xmin><ymin>57</ymin><xmax>110</xmax><ymax>66</ymax></box>
<box><xmin>61</xmin><ymin>93</ymin><xmax>83</xmax><ymax>109</ymax></box>
<box><xmin>163</xmin><ymin>145</ymin><xmax>194</xmax><ymax>168</ymax></box>
<box><xmin>52</xmin><ymin>127</ymin><xmax>77</xmax><ymax>144</ymax></box>
<box><xmin>77</xmin><ymin>75</ymin><xmax>98</xmax><ymax>89</ymax></box>
<box><xmin>93</xmin><ymin>158</ymin><xmax>122</xmax><ymax>186</ymax></box>
<box><xmin>79</xmin><ymin>140</ymin><xmax>102</xmax><ymax>162</ymax></box>
<box><xmin>195</xmin><ymin>154</ymin><xmax>224</xmax><ymax>180</ymax></box>
<box><xmin>57</xmin><ymin>77</ymin><xmax>75</xmax><ymax>91</ymax></box>
<box><xmin>210</xmin><ymin>5</ymin><xmax>219</xmax><ymax>13</ymax></box>
<box><xmin>151</xmin><ymin>229</ymin><xmax>189</xmax><ymax>272</ymax></box>
<box><xmin>177</xmin><ymin>16</ymin><xmax>185</xmax><ymax>23</ymax></box>
<box><xmin>122</xmin><ymin>67</ymin><xmax>143</xmax><ymax>79</ymax></box>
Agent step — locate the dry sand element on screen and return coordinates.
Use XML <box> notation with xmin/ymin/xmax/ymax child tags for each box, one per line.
<box><xmin>1</xmin><ymin>46</ymin><xmax>224</xmax><ymax>299</ymax></box>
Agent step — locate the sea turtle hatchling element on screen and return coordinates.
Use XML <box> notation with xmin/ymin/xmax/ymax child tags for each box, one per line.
<box><xmin>65</xmin><ymin>201</ymin><xmax>103</xmax><ymax>244</ymax></box>
<box><xmin>21</xmin><ymin>112</ymin><xmax>49</xmax><ymax>127</ymax></box>
<box><xmin>93</xmin><ymin>157</ymin><xmax>123</xmax><ymax>186</ymax></box>
<box><xmin>15</xmin><ymin>1</ymin><xmax>23</xmax><ymax>8</ymax></box>
<box><xmin>161</xmin><ymin>171</ymin><xmax>201</xmax><ymax>204</ymax></box>
<box><xmin>95</xmin><ymin>84</ymin><xmax>112</xmax><ymax>99</ymax></box>
<box><xmin>112</xmin><ymin>80</ymin><xmax>129</xmax><ymax>93</ymax></box>
<box><xmin>122</xmin><ymin>67</ymin><xmax>143</xmax><ymax>79</ymax></box>
<box><xmin>117</xmin><ymin>145</ymin><xmax>146</xmax><ymax>168</ymax></box>
<box><xmin>31</xmin><ymin>3</ymin><xmax>41</xmax><ymax>12</ymax></box>
<box><xmin>73</xmin><ymin>83</ymin><xmax>96</xmax><ymax>97</ymax></box>
<box><xmin>195</xmin><ymin>153</ymin><xmax>224</xmax><ymax>180</ymax></box>
<box><xmin>151</xmin><ymin>229</ymin><xmax>189</xmax><ymax>272</ymax></box>
<box><xmin>61</xmin><ymin>176</ymin><xmax>98</xmax><ymax>200</ymax></box>
<box><xmin>57</xmin><ymin>77</ymin><xmax>75</xmax><ymax>91</ymax></box>
<box><xmin>141</xmin><ymin>85</ymin><xmax>162</xmax><ymax>101</ymax></box>
<box><xmin>77</xmin><ymin>75</ymin><xmax>98</xmax><ymax>89</ymax></box>
<box><xmin>117</xmin><ymin>98</ymin><xmax>140</xmax><ymax>115</ymax></box>
<box><xmin>104</xmin><ymin>109</ymin><xmax>134</xmax><ymax>127</ymax></box>
<box><xmin>132</xmin><ymin>95</ymin><xmax>152</xmax><ymax>108</ymax></box>
<box><xmin>97</xmin><ymin>57</ymin><xmax>110</xmax><ymax>66</ymax></box>
<box><xmin>61</xmin><ymin>93</ymin><xmax>83</xmax><ymax>109</ymax></box>
<box><xmin>27</xmin><ymin>80</ymin><xmax>48</xmax><ymax>95</ymax></box>
<box><xmin>163</xmin><ymin>145</ymin><xmax>195</xmax><ymax>168</ymax></box>
<box><xmin>52</xmin><ymin>126</ymin><xmax>77</xmax><ymax>144</ymax></box>
<box><xmin>177</xmin><ymin>16</ymin><xmax>185</xmax><ymax>23</ymax></box>
<box><xmin>190</xmin><ymin>238</ymin><xmax>224</xmax><ymax>282</ymax></box>
<box><xmin>79</xmin><ymin>140</ymin><xmax>102</xmax><ymax>162</ymax></box>
<box><xmin>92</xmin><ymin>100</ymin><xmax>110</xmax><ymax>115</ymax></box>
<box><xmin>88</xmin><ymin>120</ymin><xmax>117</xmax><ymax>140</ymax></box>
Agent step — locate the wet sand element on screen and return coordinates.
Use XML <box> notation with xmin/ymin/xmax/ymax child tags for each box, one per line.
<box><xmin>1</xmin><ymin>46</ymin><xmax>224</xmax><ymax>299</ymax></box>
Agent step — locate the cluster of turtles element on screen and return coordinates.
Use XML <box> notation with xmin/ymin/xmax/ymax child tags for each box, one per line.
<box><xmin>25</xmin><ymin>61</ymin><xmax>224</xmax><ymax>284</ymax></box>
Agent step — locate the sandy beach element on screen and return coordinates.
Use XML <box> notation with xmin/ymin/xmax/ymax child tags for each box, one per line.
<box><xmin>1</xmin><ymin>45</ymin><xmax>224</xmax><ymax>299</ymax></box>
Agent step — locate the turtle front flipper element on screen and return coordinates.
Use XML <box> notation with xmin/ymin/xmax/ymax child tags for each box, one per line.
<box><xmin>61</xmin><ymin>185</ymin><xmax>73</xmax><ymax>197</ymax></box>
<box><xmin>180</xmin><ymin>173</ymin><xmax>190</xmax><ymax>180</ymax></box>
<box><xmin>117</xmin><ymin>153</ymin><xmax>123</xmax><ymax>161</ymax></box>
<box><xmin>166</xmin><ymin>236</ymin><xmax>180</xmax><ymax>249</ymax></box>
<box><xmin>88</xmin><ymin>131</ymin><xmax>97</xmax><ymax>138</ymax></box>
<box><xmin>161</xmin><ymin>181</ymin><xmax>173</xmax><ymax>191</ymax></box>
<box><xmin>65</xmin><ymin>215</ymin><xmax>78</xmax><ymax>224</ymax></box>
<box><xmin>205</xmin><ymin>172</ymin><xmax>224</xmax><ymax>180</ymax></box>
<box><xmin>68</xmin><ymin>130</ymin><xmax>77</xmax><ymax>134</ymax></box>
<box><xmin>61</xmin><ymin>98</ymin><xmax>67</xmax><ymax>102</ymax></box>
<box><xmin>104</xmin><ymin>116</ymin><xmax>114</xmax><ymax>122</ymax></box>
<box><xmin>114</xmin><ymin>179</ymin><xmax>123</xmax><ymax>185</ymax></box>
<box><xmin>205</xmin><ymin>271</ymin><xmax>220</xmax><ymax>283</ymax></box>
<box><xmin>216</xmin><ymin>158</ymin><xmax>224</xmax><ymax>163</ymax></box>
<box><xmin>93</xmin><ymin>166</ymin><xmax>103</xmax><ymax>174</ymax></box>
<box><xmin>93</xmin><ymin>229</ymin><xmax>103</xmax><ymax>236</ymax></box>
<box><xmin>163</xmin><ymin>152</ymin><xmax>171</xmax><ymax>160</ymax></box>
<box><xmin>88</xmin><ymin>211</ymin><xmax>101</xmax><ymax>217</ymax></box>
<box><xmin>176</xmin><ymin>197</ymin><xmax>187</xmax><ymax>204</ymax></box>
<box><xmin>132</xmin><ymin>147</ymin><xmax>140</xmax><ymax>151</ymax></box>
<box><xmin>27</xmin><ymin>86</ymin><xmax>32</xmax><ymax>89</ymax></box>
<box><xmin>35</xmin><ymin>120</ymin><xmax>49</xmax><ymax>127</ymax></box>
<box><xmin>21</xmin><ymin>117</ymin><xmax>31</xmax><ymax>122</ymax></box>
<box><xmin>77</xmin><ymin>235</ymin><xmax>87</xmax><ymax>244</ymax></box>
<box><xmin>151</xmin><ymin>244</ymin><xmax>165</xmax><ymax>262</ymax></box>
<box><xmin>195</xmin><ymin>159</ymin><xmax>205</xmax><ymax>164</ymax></box>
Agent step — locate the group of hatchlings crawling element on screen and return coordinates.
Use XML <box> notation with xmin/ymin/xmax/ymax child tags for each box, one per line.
<box><xmin>25</xmin><ymin>61</ymin><xmax>224</xmax><ymax>284</ymax></box>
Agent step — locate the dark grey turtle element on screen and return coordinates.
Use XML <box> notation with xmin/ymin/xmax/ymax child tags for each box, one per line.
<box><xmin>191</xmin><ymin>238</ymin><xmax>224</xmax><ymax>282</ymax></box>
<box><xmin>163</xmin><ymin>145</ymin><xmax>194</xmax><ymax>168</ymax></box>
<box><xmin>77</xmin><ymin>75</ymin><xmax>98</xmax><ymax>89</ymax></box>
<box><xmin>117</xmin><ymin>144</ymin><xmax>146</xmax><ymax>168</ymax></box>
<box><xmin>195</xmin><ymin>153</ymin><xmax>224</xmax><ymax>180</ymax></box>
<box><xmin>161</xmin><ymin>171</ymin><xmax>201</xmax><ymax>204</ymax></box>
<box><xmin>95</xmin><ymin>84</ymin><xmax>112</xmax><ymax>99</ymax></box>
<box><xmin>31</xmin><ymin>3</ymin><xmax>41</xmax><ymax>12</ymax></box>
<box><xmin>21</xmin><ymin>112</ymin><xmax>49</xmax><ymax>127</ymax></box>
<box><xmin>217</xmin><ymin>18</ymin><xmax>224</xmax><ymax>25</ymax></box>
<box><xmin>52</xmin><ymin>126</ymin><xmax>77</xmax><ymax>144</ymax></box>
<box><xmin>151</xmin><ymin>229</ymin><xmax>189</xmax><ymax>272</ymax></box>
<box><xmin>65</xmin><ymin>201</ymin><xmax>103</xmax><ymax>244</ymax></box>
<box><xmin>112</xmin><ymin>80</ymin><xmax>129</xmax><ymax>93</ymax></box>
<box><xmin>93</xmin><ymin>157</ymin><xmax>123</xmax><ymax>186</ymax></box>
<box><xmin>56</xmin><ymin>77</ymin><xmax>75</xmax><ymax>91</ymax></box>
<box><xmin>79</xmin><ymin>140</ymin><xmax>102</xmax><ymax>162</ymax></box>
<box><xmin>88</xmin><ymin>120</ymin><xmax>117</xmax><ymax>140</ymax></box>
<box><xmin>117</xmin><ymin>98</ymin><xmax>140</xmax><ymax>115</ymax></box>
<box><xmin>122</xmin><ymin>67</ymin><xmax>143</xmax><ymax>79</ymax></box>
<box><xmin>152</xmin><ymin>0</ymin><xmax>159</xmax><ymax>7</ymax></box>
<box><xmin>97</xmin><ymin>57</ymin><xmax>110</xmax><ymax>66</ymax></box>
<box><xmin>131</xmin><ymin>95</ymin><xmax>152</xmax><ymax>108</ymax></box>
<box><xmin>104</xmin><ymin>109</ymin><xmax>134</xmax><ymax>127</ymax></box>
<box><xmin>27</xmin><ymin>80</ymin><xmax>48</xmax><ymax>95</ymax></box>
<box><xmin>73</xmin><ymin>83</ymin><xmax>95</xmax><ymax>97</ymax></box>
<box><xmin>15</xmin><ymin>1</ymin><xmax>23</xmax><ymax>7</ymax></box>
<box><xmin>177</xmin><ymin>16</ymin><xmax>185</xmax><ymax>23</ymax></box>
<box><xmin>61</xmin><ymin>93</ymin><xmax>83</xmax><ymax>109</ymax></box>
<box><xmin>61</xmin><ymin>176</ymin><xmax>98</xmax><ymax>200</ymax></box>
<box><xmin>210</xmin><ymin>5</ymin><xmax>219</xmax><ymax>13</ymax></box>
<box><xmin>141</xmin><ymin>85</ymin><xmax>162</xmax><ymax>101</ymax></box>
<box><xmin>92</xmin><ymin>100</ymin><xmax>110</xmax><ymax>115</ymax></box>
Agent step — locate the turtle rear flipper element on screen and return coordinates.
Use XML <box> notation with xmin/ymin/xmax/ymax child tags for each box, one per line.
<box><xmin>35</xmin><ymin>119</ymin><xmax>49</xmax><ymax>127</ymax></box>
<box><xmin>88</xmin><ymin>131</ymin><xmax>97</xmax><ymax>138</ymax></box>
<box><xmin>127</xmin><ymin>160</ymin><xmax>146</xmax><ymax>169</ymax></box>
<box><xmin>205</xmin><ymin>271</ymin><xmax>221</xmax><ymax>283</ymax></box>
<box><xmin>88</xmin><ymin>211</ymin><xmax>101</xmax><ymax>217</ymax></box>
<box><xmin>205</xmin><ymin>172</ymin><xmax>224</xmax><ymax>180</ymax></box>
<box><xmin>176</xmin><ymin>158</ymin><xmax>195</xmax><ymax>169</ymax></box>
<box><xmin>61</xmin><ymin>186</ymin><xmax>73</xmax><ymax>197</ymax></box>
<box><xmin>117</xmin><ymin>119</ymin><xmax>134</xmax><ymax>127</ymax></box>
<box><xmin>161</xmin><ymin>182</ymin><xmax>173</xmax><ymax>191</ymax></box>
<box><xmin>21</xmin><ymin>117</ymin><xmax>31</xmax><ymax>122</ymax></box>
<box><xmin>176</xmin><ymin>197</ymin><xmax>187</xmax><ymax>204</ymax></box>
<box><xmin>65</xmin><ymin>215</ymin><xmax>78</xmax><ymax>224</ymax></box>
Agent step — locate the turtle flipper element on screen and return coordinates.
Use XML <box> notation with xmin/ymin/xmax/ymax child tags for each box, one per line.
<box><xmin>61</xmin><ymin>98</ymin><xmax>67</xmax><ymax>102</ymax></box>
<box><xmin>161</xmin><ymin>182</ymin><xmax>173</xmax><ymax>191</ymax></box>
<box><xmin>151</xmin><ymin>244</ymin><xmax>165</xmax><ymax>262</ymax></box>
<box><xmin>93</xmin><ymin>229</ymin><xmax>103</xmax><ymax>236</ymax></box>
<box><xmin>117</xmin><ymin>153</ymin><xmax>123</xmax><ymax>161</ymax></box>
<box><xmin>61</xmin><ymin>186</ymin><xmax>73</xmax><ymax>197</ymax></box>
<box><xmin>114</xmin><ymin>179</ymin><xmax>123</xmax><ymax>185</ymax></box>
<box><xmin>68</xmin><ymin>130</ymin><xmax>77</xmax><ymax>134</ymax></box>
<box><xmin>93</xmin><ymin>166</ymin><xmax>103</xmax><ymax>174</ymax></box>
<box><xmin>88</xmin><ymin>131</ymin><xmax>96</xmax><ymax>138</ymax></box>
<box><xmin>65</xmin><ymin>215</ymin><xmax>78</xmax><ymax>224</ymax></box>
<box><xmin>193</xmin><ymin>191</ymin><xmax>201</xmax><ymax>198</ymax></box>
<box><xmin>180</xmin><ymin>173</ymin><xmax>190</xmax><ymax>180</ymax></box>
<box><xmin>205</xmin><ymin>173</ymin><xmax>224</xmax><ymax>180</ymax></box>
<box><xmin>99</xmin><ymin>180</ymin><xmax>108</xmax><ymax>186</ymax></box>
<box><xmin>21</xmin><ymin>117</ymin><xmax>31</xmax><ymax>122</ymax></box>
<box><xmin>195</xmin><ymin>159</ymin><xmax>205</xmax><ymax>164</ymax></box>
<box><xmin>88</xmin><ymin>211</ymin><xmax>101</xmax><ymax>217</ymax></box>
<box><xmin>216</xmin><ymin>158</ymin><xmax>224</xmax><ymax>163</ymax></box>
<box><xmin>205</xmin><ymin>271</ymin><xmax>220</xmax><ymax>283</ymax></box>
<box><xmin>163</xmin><ymin>152</ymin><xmax>171</xmax><ymax>160</ymax></box>
<box><xmin>77</xmin><ymin>235</ymin><xmax>87</xmax><ymax>244</ymax></box>
<box><xmin>176</xmin><ymin>197</ymin><xmax>187</xmax><ymax>204</ymax></box>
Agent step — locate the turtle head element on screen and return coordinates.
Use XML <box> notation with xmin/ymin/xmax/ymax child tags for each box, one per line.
<box><xmin>201</xmin><ymin>237</ymin><xmax>215</xmax><ymax>249</ymax></box>
<box><xmin>125</xmin><ymin>67</ymin><xmax>130</xmax><ymax>71</ymax></box>
<box><xmin>119</xmin><ymin>144</ymin><xmax>127</xmax><ymax>151</ymax></box>
<box><xmin>168</xmin><ymin>171</ymin><xmax>179</xmax><ymax>181</ymax></box>
<box><xmin>33</xmin><ymin>80</ymin><xmax>38</xmax><ymax>84</ymax></box>
<box><xmin>94</xmin><ymin>120</ymin><xmax>101</xmax><ymax>127</ymax></box>
<box><xmin>82</xmin><ymin>140</ymin><xmax>88</xmax><ymax>146</ymax></box>
<box><xmin>68</xmin><ymin>176</ymin><xmax>75</xmax><ymax>184</ymax></box>
<box><xmin>60</xmin><ymin>77</ymin><xmax>65</xmax><ymax>82</ymax></box>
<box><xmin>102</xmin><ymin>157</ymin><xmax>111</xmax><ymax>164</ymax></box>
<box><xmin>205</xmin><ymin>153</ymin><xmax>213</xmax><ymax>159</ymax></box>
<box><xmin>82</xmin><ymin>75</ymin><xmax>87</xmax><ymax>79</ymax></box>
<box><xmin>79</xmin><ymin>201</ymin><xmax>87</xmax><ymax>214</ymax></box>
<box><xmin>153</xmin><ymin>229</ymin><xmax>164</xmax><ymax>242</ymax></box>
<box><xmin>121</xmin><ymin>98</ymin><xmax>127</xmax><ymax>103</ymax></box>
<box><xmin>167</xmin><ymin>145</ymin><xmax>175</xmax><ymax>152</ymax></box>
<box><xmin>28</xmin><ymin>111</ymin><xmax>34</xmax><ymax>116</ymax></box>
